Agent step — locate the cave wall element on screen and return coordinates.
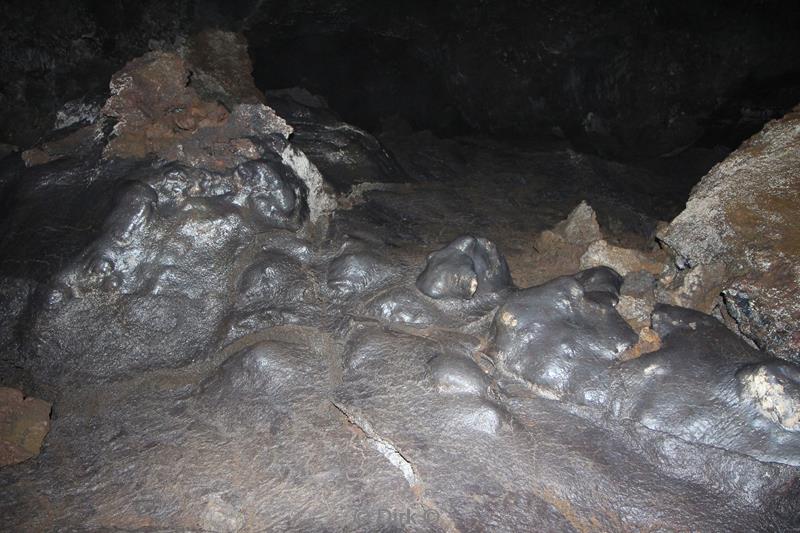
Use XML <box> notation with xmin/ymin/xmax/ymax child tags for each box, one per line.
<box><xmin>0</xmin><ymin>0</ymin><xmax>196</xmax><ymax>147</ymax></box>
<box><xmin>242</xmin><ymin>0</ymin><xmax>800</xmax><ymax>157</ymax></box>
<box><xmin>2</xmin><ymin>0</ymin><xmax>800</xmax><ymax>159</ymax></box>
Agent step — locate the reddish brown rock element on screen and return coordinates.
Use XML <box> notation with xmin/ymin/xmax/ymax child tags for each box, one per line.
<box><xmin>0</xmin><ymin>387</ymin><xmax>51</xmax><ymax>466</ymax></box>
<box><xmin>187</xmin><ymin>29</ymin><xmax>265</xmax><ymax>105</ymax></box>
<box><xmin>619</xmin><ymin>326</ymin><xmax>662</xmax><ymax>361</ymax></box>
<box><xmin>102</xmin><ymin>51</ymin><xmax>291</xmax><ymax>170</ymax></box>
<box><xmin>22</xmin><ymin>123</ymin><xmax>103</xmax><ymax>167</ymax></box>
<box><xmin>659</xmin><ymin>104</ymin><xmax>800</xmax><ymax>363</ymax></box>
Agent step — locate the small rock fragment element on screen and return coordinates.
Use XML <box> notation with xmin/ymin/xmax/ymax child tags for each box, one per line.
<box><xmin>616</xmin><ymin>295</ymin><xmax>653</xmax><ymax>331</ymax></box>
<box><xmin>0</xmin><ymin>387</ymin><xmax>51</xmax><ymax>466</ymax></box>
<box><xmin>619</xmin><ymin>327</ymin><xmax>662</xmax><ymax>361</ymax></box>
<box><xmin>580</xmin><ymin>239</ymin><xmax>666</xmax><ymax>277</ymax></box>
<box><xmin>199</xmin><ymin>492</ymin><xmax>245</xmax><ymax>533</ymax></box>
<box><xmin>617</xmin><ymin>271</ymin><xmax>657</xmax><ymax>331</ymax></box>
<box><xmin>656</xmin><ymin>262</ymin><xmax>727</xmax><ymax>313</ymax></box>
<box><xmin>551</xmin><ymin>200</ymin><xmax>602</xmax><ymax>245</ymax></box>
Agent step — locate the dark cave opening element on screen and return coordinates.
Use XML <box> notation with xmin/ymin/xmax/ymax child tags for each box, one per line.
<box><xmin>2</xmin><ymin>1</ymin><xmax>800</xmax><ymax>530</ymax></box>
<box><xmin>239</xmin><ymin>0</ymin><xmax>800</xmax><ymax>219</ymax></box>
<box><xmin>250</xmin><ymin>32</ymin><xmax>466</xmax><ymax>137</ymax></box>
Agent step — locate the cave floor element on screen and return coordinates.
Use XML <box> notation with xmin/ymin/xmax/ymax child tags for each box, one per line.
<box><xmin>0</xmin><ymin>125</ymin><xmax>796</xmax><ymax>532</ymax></box>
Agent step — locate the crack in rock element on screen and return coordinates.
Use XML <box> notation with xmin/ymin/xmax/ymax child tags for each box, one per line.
<box><xmin>330</xmin><ymin>400</ymin><xmax>420</xmax><ymax>487</ymax></box>
<box><xmin>330</xmin><ymin>400</ymin><xmax>459</xmax><ymax>532</ymax></box>
<box><xmin>330</xmin><ymin>400</ymin><xmax>460</xmax><ymax>532</ymax></box>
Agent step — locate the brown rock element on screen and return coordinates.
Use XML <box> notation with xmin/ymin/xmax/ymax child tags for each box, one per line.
<box><xmin>617</xmin><ymin>271</ymin><xmax>657</xmax><ymax>331</ymax></box>
<box><xmin>657</xmin><ymin>262</ymin><xmax>727</xmax><ymax>314</ymax></box>
<box><xmin>0</xmin><ymin>387</ymin><xmax>51</xmax><ymax>466</ymax></box>
<box><xmin>659</xmin><ymin>104</ymin><xmax>800</xmax><ymax>362</ymax></box>
<box><xmin>22</xmin><ymin>124</ymin><xmax>102</xmax><ymax>167</ymax></box>
<box><xmin>522</xmin><ymin>201</ymin><xmax>603</xmax><ymax>285</ymax></box>
<box><xmin>619</xmin><ymin>327</ymin><xmax>662</xmax><ymax>361</ymax></box>
<box><xmin>616</xmin><ymin>295</ymin><xmax>653</xmax><ymax>331</ymax></box>
<box><xmin>101</xmin><ymin>51</ymin><xmax>291</xmax><ymax>171</ymax></box>
<box><xmin>579</xmin><ymin>239</ymin><xmax>666</xmax><ymax>277</ymax></box>
<box><xmin>187</xmin><ymin>29</ymin><xmax>265</xmax><ymax>105</ymax></box>
<box><xmin>551</xmin><ymin>200</ymin><xmax>602</xmax><ymax>245</ymax></box>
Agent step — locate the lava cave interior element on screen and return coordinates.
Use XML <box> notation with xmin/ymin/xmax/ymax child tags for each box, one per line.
<box><xmin>1</xmin><ymin>1</ymin><xmax>800</xmax><ymax>531</ymax></box>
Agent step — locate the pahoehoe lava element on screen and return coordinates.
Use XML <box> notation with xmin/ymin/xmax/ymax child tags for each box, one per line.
<box><xmin>1</xmin><ymin>4</ymin><xmax>800</xmax><ymax>531</ymax></box>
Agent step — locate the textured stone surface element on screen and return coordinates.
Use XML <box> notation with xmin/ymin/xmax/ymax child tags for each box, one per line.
<box><xmin>266</xmin><ymin>88</ymin><xmax>409</xmax><ymax>195</ymax></box>
<box><xmin>551</xmin><ymin>200</ymin><xmax>602</xmax><ymax>245</ymax></box>
<box><xmin>590</xmin><ymin>306</ymin><xmax>800</xmax><ymax>465</ymax></box>
<box><xmin>617</xmin><ymin>271</ymin><xmax>657</xmax><ymax>331</ymax></box>
<box><xmin>1</xmin><ymin>38</ymin><xmax>800</xmax><ymax>531</ymax></box>
<box><xmin>101</xmin><ymin>51</ymin><xmax>292</xmax><ymax>170</ymax></box>
<box><xmin>660</xmin><ymin>105</ymin><xmax>800</xmax><ymax>362</ymax></box>
<box><xmin>580</xmin><ymin>239</ymin><xmax>667</xmax><ymax>277</ymax></box>
<box><xmin>0</xmin><ymin>387</ymin><xmax>50</xmax><ymax>466</ymax></box>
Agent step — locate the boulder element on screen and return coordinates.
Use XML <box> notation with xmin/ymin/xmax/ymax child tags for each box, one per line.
<box><xmin>659</xmin><ymin>104</ymin><xmax>800</xmax><ymax>363</ymax></box>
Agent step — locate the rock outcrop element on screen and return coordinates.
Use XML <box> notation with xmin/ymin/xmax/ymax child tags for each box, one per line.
<box><xmin>660</xmin><ymin>104</ymin><xmax>800</xmax><ymax>363</ymax></box>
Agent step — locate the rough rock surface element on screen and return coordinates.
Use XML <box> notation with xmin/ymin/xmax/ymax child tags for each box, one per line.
<box><xmin>1</xmin><ymin>36</ymin><xmax>800</xmax><ymax>531</ymax></box>
<box><xmin>580</xmin><ymin>239</ymin><xmax>667</xmax><ymax>277</ymax></box>
<box><xmin>549</xmin><ymin>200</ymin><xmax>602</xmax><ymax>245</ymax></box>
<box><xmin>0</xmin><ymin>387</ymin><xmax>51</xmax><ymax>466</ymax></box>
<box><xmin>266</xmin><ymin>88</ymin><xmax>409</xmax><ymax>195</ymax></box>
<box><xmin>660</xmin><ymin>105</ymin><xmax>800</xmax><ymax>363</ymax></box>
<box><xmin>617</xmin><ymin>271</ymin><xmax>658</xmax><ymax>331</ymax></box>
<box><xmin>1</xmin><ymin>43</ymin><xmax>336</xmax><ymax>382</ymax></box>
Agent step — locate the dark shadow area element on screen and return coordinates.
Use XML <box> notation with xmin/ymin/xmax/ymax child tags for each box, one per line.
<box><xmin>240</xmin><ymin>0</ymin><xmax>800</xmax><ymax>161</ymax></box>
<box><xmin>251</xmin><ymin>32</ymin><xmax>467</xmax><ymax>136</ymax></box>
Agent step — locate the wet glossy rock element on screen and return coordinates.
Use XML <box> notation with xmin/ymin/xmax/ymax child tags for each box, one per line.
<box><xmin>602</xmin><ymin>305</ymin><xmax>800</xmax><ymax>465</ymax></box>
<box><xmin>573</xmin><ymin>265</ymin><xmax>623</xmax><ymax>306</ymax></box>
<box><xmin>1</xmin><ymin>33</ymin><xmax>799</xmax><ymax>532</ymax></box>
<box><xmin>416</xmin><ymin>235</ymin><xmax>511</xmax><ymax>300</ymax></box>
<box><xmin>327</xmin><ymin>248</ymin><xmax>394</xmax><ymax>295</ymax></box>
<box><xmin>236</xmin><ymin>159</ymin><xmax>303</xmax><ymax>230</ymax></box>
<box><xmin>492</xmin><ymin>272</ymin><xmax>638</xmax><ymax>397</ymax></box>
<box><xmin>428</xmin><ymin>353</ymin><xmax>489</xmax><ymax>396</ymax></box>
